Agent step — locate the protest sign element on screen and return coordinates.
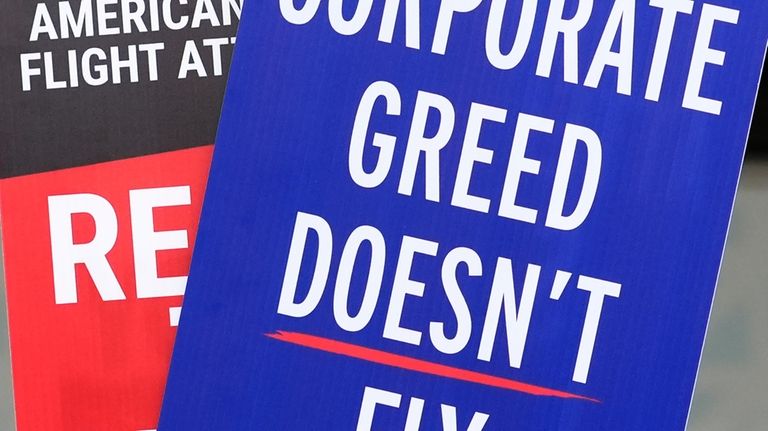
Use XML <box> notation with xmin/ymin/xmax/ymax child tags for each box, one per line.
<box><xmin>160</xmin><ymin>1</ymin><xmax>767</xmax><ymax>429</ymax></box>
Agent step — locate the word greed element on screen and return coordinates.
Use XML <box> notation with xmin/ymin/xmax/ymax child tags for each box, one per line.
<box><xmin>350</xmin><ymin>80</ymin><xmax>601</xmax><ymax>231</ymax></box>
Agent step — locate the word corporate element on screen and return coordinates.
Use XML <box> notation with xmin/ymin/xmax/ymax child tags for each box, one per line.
<box><xmin>281</xmin><ymin>0</ymin><xmax>741</xmax><ymax>115</ymax></box>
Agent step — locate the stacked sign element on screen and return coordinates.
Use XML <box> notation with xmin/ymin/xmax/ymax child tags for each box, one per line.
<box><xmin>159</xmin><ymin>1</ymin><xmax>767</xmax><ymax>430</ymax></box>
<box><xmin>0</xmin><ymin>1</ymin><xmax>240</xmax><ymax>430</ymax></box>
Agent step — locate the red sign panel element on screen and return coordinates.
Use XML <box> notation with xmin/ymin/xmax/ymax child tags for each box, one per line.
<box><xmin>1</xmin><ymin>145</ymin><xmax>211</xmax><ymax>430</ymax></box>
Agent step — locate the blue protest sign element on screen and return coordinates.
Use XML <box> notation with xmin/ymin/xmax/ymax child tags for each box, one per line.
<box><xmin>160</xmin><ymin>1</ymin><xmax>767</xmax><ymax>429</ymax></box>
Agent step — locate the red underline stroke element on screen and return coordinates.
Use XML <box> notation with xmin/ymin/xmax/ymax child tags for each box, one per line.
<box><xmin>265</xmin><ymin>330</ymin><xmax>599</xmax><ymax>403</ymax></box>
